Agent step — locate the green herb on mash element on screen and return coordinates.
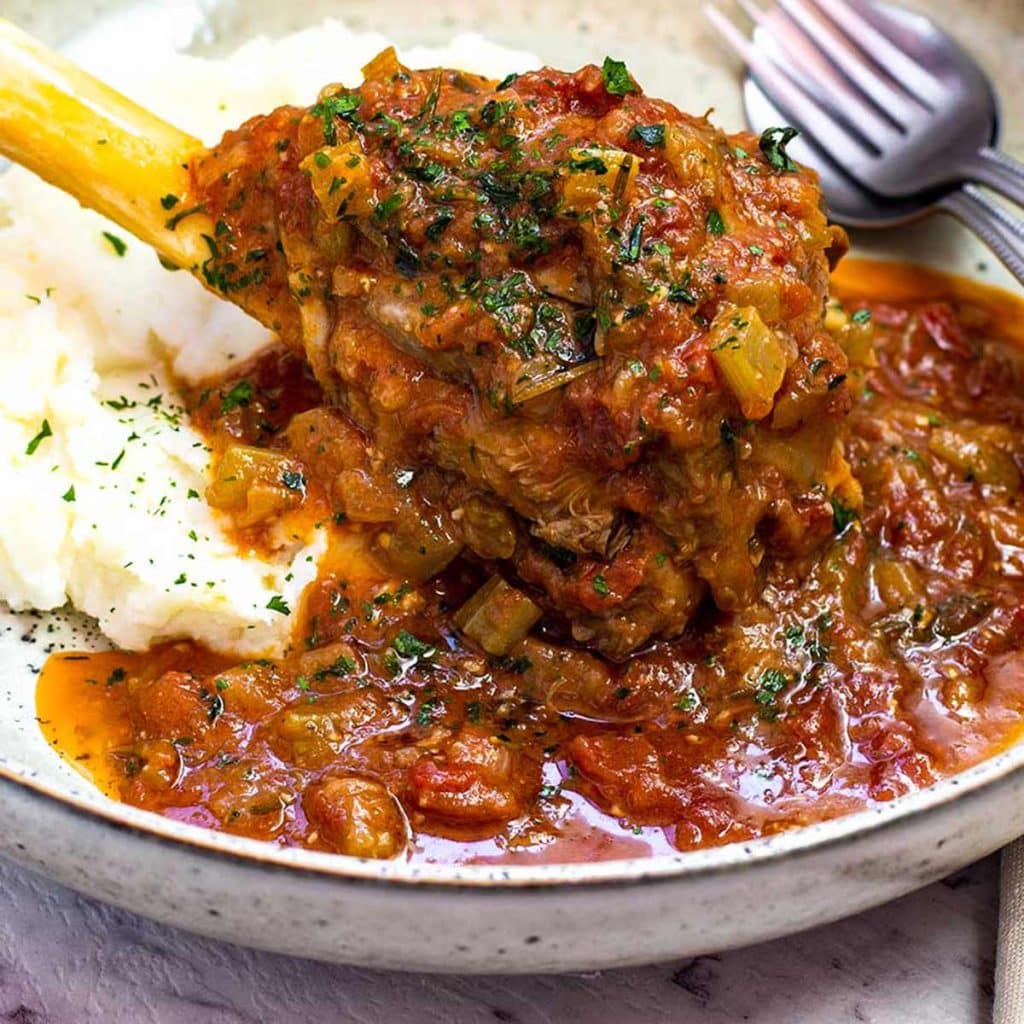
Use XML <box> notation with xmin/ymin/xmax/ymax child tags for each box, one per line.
<box><xmin>25</xmin><ymin>419</ymin><xmax>52</xmax><ymax>455</ymax></box>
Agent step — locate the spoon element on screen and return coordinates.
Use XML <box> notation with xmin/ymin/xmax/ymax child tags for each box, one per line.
<box><xmin>733</xmin><ymin>0</ymin><xmax>1024</xmax><ymax>283</ymax></box>
<box><xmin>745</xmin><ymin>79</ymin><xmax>1024</xmax><ymax>282</ymax></box>
<box><xmin>720</xmin><ymin>0</ymin><xmax>1024</xmax><ymax>207</ymax></box>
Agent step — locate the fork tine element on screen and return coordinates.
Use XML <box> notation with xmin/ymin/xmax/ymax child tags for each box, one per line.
<box><xmin>747</xmin><ymin>0</ymin><xmax>902</xmax><ymax>151</ymax></box>
<box><xmin>810</xmin><ymin>0</ymin><xmax>948</xmax><ymax>107</ymax></box>
<box><xmin>776</xmin><ymin>0</ymin><xmax>924</xmax><ymax>127</ymax></box>
<box><xmin>704</xmin><ymin>4</ymin><xmax>874</xmax><ymax>160</ymax></box>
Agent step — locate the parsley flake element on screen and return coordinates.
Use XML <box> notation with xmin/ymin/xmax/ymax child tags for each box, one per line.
<box><xmin>601</xmin><ymin>57</ymin><xmax>638</xmax><ymax>97</ymax></box>
<box><xmin>102</xmin><ymin>232</ymin><xmax>127</xmax><ymax>257</ymax></box>
<box><xmin>628</xmin><ymin>123</ymin><xmax>665</xmax><ymax>147</ymax></box>
<box><xmin>220</xmin><ymin>380</ymin><xmax>253</xmax><ymax>413</ymax></box>
<box><xmin>831</xmin><ymin>496</ymin><xmax>857</xmax><ymax>535</ymax></box>
<box><xmin>707</xmin><ymin>208</ymin><xmax>726</xmax><ymax>235</ymax></box>
<box><xmin>25</xmin><ymin>419</ymin><xmax>52</xmax><ymax>455</ymax></box>
<box><xmin>759</xmin><ymin>126</ymin><xmax>800</xmax><ymax>172</ymax></box>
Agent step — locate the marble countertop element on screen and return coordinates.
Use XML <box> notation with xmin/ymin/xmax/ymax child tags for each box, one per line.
<box><xmin>0</xmin><ymin>853</ymin><xmax>997</xmax><ymax>1023</ymax></box>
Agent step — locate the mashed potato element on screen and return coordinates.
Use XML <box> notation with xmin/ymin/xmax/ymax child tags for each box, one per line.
<box><xmin>0</xmin><ymin>21</ymin><xmax>538</xmax><ymax>655</ymax></box>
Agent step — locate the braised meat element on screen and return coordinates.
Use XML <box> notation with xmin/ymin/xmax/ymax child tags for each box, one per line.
<box><xmin>189</xmin><ymin>52</ymin><xmax>852</xmax><ymax>655</ymax></box>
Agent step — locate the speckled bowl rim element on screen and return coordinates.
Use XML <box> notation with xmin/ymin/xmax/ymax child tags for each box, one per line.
<box><xmin>1</xmin><ymin>723</ymin><xmax>1021</xmax><ymax>888</ymax></box>
<box><xmin>1</xmin><ymin>0</ymin><xmax>1022</xmax><ymax>896</ymax></box>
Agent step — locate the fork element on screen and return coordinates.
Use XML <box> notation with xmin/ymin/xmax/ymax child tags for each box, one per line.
<box><xmin>706</xmin><ymin>0</ymin><xmax>1024</xmax><ymax>283</ymax></box>
<box><xmin>706</xmin><ymin>4</ymin><xmax>1024</xmax><ymax>1018</ymax></box>
<box><xmin>706</xmin><ymin>0</ymin><xmax>1024</xmax><ymax>207</ymax></box>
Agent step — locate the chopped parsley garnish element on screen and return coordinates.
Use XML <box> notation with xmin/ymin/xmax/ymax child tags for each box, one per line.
<box><xmin>220</xmin><ymin>379</ymin><xmax>253</xmax><ymax>413</ymax></box>
<box><xmin>759</xmin><ymin>126</ymin><xmax>799</xmax><ymax>172</ymax></box>
<box><xmin>25</xmin><ymin>419</ymin><xmax>52</xmax><ymax>455</ymax></box>
<box><xmin>629</xmin><ymin>123</ymin><xmax>665</xmax><ymax>148</ymax></box>
<box><xmin>754</xmin><ymin>668</ymin><xmax>788</xmax><ymax>706</ymax></box>
<box><xmin>164</xmin><ymin>204</ymin><xmax>206</xmax><ymax>231</ymax></box>
<box><xmin>102</xmin><ymin>232</ymin><xmax>127</xmax><ymax>257</ymax></box>
<box><xmin>160</xmin><ymin>194</ymin><xmax>180</xmax><ymax>210</ymax></box>
<box><xmin>568</xmin><ymin>155</ymin><xmax>608</xmax><ymax>175</ymax></box>
<box><xmin>497</xmin><ymin>72</ymin><xmax>520</xmax><ymax>90</ymax></box>
<box><xmin>620</xmin><ymin>219</ymin><xmax>644</xmax><ymax>263</ymax></box>
<box><xmin>831</xmin><ymin>496</ymin><xmax>857</xmax><ymax>535</ymax></box>
<box><xmin>706</xmin><ymin>209</ymin><xmax>726</xmax><ymax>235</ymax></box>
<box><xmin>408</xmin><ymin>160</ymin><xmax>445</xmax><ymax>184</ymax></box>
<box><xmin>667</xmin><ymin>281</ymin><xmax>696</xmax><ymax>304</ymax></box>
<box><xmin>62</xmin><ymin>485</ymin><xmax>76</xmax><ymax>502</ymax></box>
<box><xmin>312</xmin><ymin>654</ymin><xmax>357</xmax><ymax>680</ymax></box>
<box><xmin>851</xmin><ymin>308</ymin><xmax>872</xmax><ymax>324</ymax></box>
<box><xmin>375</xmin><ymin>194</ymin><xmax>403</xmax><ymax>220</ymax></box>
<box><xmin>311</xmin><ymin>92</ymin><xmax>362</xmax><ymax>144</ymax></box>
<box><xmin>602</xmin><ymin>57</ymin><xmax>638</xmax><ymax>96</ymax></box>
<box><xmin>392</xmin><ymin>630</ymin><xmax>436</xmax><ymax>664</ymax></box>
<box><xmin>425</xmin><ymin>208</ymin><xmax>455</xmax><ymax>242</ymax></box>
<box><xmin>449</xmin><ymin>110</ymin><xmax>475</xmax><ymax>135</ymax></box>
<box><xmin>281</xmin><ymin>470</ymin><xmax>306</xmax><ymax>492</ymax></box>
<box><xmin>266</xmin><ymin>594</ymin><xmax>291</xmax><ymax>615</ymax></box>
<box><xmin>476</xmin><ymin>170</ymin><xmax>522</xmax><ymax>205</ymax></box>
<box><xmin>593</xmin><ymin>575</ymin><xmax>611</xmax><ymax>596</ymax></box>
<box><xmin>674</xmin><ymin>689</ymin><xmax>698</xmax><ymax>712</ymax></box>
<box><xmin>480</xmin><ymin>98</ymin><xmax>516</xmax><ymax>126</ymax></box>
<box><xmin>784</xmin><ymin>624</ymin><xmax>804</xmax><ymax>645</ymax></box>
<box><xmin>415</xmin><ymin>697</ymin><xmax>442</xmax><ymax>727</ymax></box>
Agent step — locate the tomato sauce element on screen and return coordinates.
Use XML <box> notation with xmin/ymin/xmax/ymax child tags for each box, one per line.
<box><xmin>35</xmin><ymin>259</ymin><xmax>1024</xmax><ymax>864</ymax></box>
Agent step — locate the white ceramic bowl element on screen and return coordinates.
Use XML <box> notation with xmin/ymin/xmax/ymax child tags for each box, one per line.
<box><xmin>0</xmin><ymin>0</ymin><xmax>1022</xmax><ymax>973</ymax></box>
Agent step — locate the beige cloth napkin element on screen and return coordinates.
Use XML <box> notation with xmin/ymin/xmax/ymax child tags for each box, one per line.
<box><xmin>995</xmin><ymin>840</ymin><xmax>1024</xmax><ymax>1023</ymax></box>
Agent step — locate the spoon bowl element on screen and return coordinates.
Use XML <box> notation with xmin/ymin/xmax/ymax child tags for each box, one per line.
<box><xmin>732</xmin><ymin>0</ymin><xmax>1024</xmax><ymax>282</ymax></box>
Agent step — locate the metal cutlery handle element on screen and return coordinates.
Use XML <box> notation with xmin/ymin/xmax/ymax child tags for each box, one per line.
<box><xmin>957</xmin><ymin>147</ymin><xmax>1024</xmax><ymax>211</ymax></box>
<box><xmin>939</xmin><ymin>184</ymin><xmax>1024</xmax><ymax>285</ymax></box>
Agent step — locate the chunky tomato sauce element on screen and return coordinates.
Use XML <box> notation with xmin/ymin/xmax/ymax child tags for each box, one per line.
<box><xmin>37</xmin><ymin>259</ymin><xmax>1024</xmax><ymax>864</ymax></box>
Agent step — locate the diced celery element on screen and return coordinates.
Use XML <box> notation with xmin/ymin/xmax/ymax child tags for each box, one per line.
<box><xmin>708</xmin><ymin>305</ymin><xmax>788</xmax><ymax>420</ymax></box>
<box><xmin>929</xmin><ymin>426</ymin><xmax>1021</xmax><ymax>489</ymax></box>
<box><xmin>453</xmin><ymin>576</ymin><xmax>542</xmax><ymax>655</ymax></box>
<box><xmin>561</xmin><ymin>147</ymin><xmax>638</xmax><ymax>210</ymax></box>
<box><xmin>206</xmin><ymin>445</ymin><xmax>306</xmax><ymax>527</ymax></box>
<box><xmin>301</xmin><ymin>141</ymin><xmax>376</xmax><ymax>219</ymax></box>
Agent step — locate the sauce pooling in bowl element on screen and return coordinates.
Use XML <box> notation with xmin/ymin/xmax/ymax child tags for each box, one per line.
<box><xmin>36</xmin><ymin>260</ymin><xmax>1024</xmax><ymax>863</ymax></box>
